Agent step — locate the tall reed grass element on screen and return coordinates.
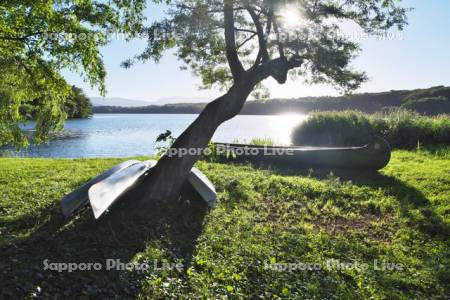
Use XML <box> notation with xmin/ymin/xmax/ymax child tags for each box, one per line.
<box><xmin>291</xmin><ymin>109</ymin><xmax>450</xmax><ymax>149</ymax></box>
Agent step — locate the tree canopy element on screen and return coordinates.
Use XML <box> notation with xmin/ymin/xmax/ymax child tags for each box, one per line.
<box><xmin>64</xmin><ymin>86</ymin><xmax>93</xmax><ymax>119</ymax></box>
<box><xmin>19</xmin><ymin>86</ymin><xmax>93</xmax><ymax>120</ymax></box>
<box><xmin>126</xmin><ymin>0</ymin><xmax>408</xmax><ymax>95</ymax></box>
<box><xmin>0</xmin><ymin>0</ymin><xmax>147</xmax><ymax>147</ymax></box>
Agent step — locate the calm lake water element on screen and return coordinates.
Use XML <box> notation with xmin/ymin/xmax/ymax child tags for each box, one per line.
<box><xmin>4</xmin><ymin>114</ymin><xmax>307</xmax><ymax>158</ymax></box>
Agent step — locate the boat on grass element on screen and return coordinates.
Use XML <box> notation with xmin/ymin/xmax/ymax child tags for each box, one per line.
<box><xmin>214</xmin><ymin>137</ymin><xmax>391</xmax><ymax>171</ymax></box>
<box><xmin>60</xmin><ymin>160</ymin><xmax>141</xmax><ymax>219</ymax></box>
<box><xmin>89</xmin><ymin>160</ymin><xmax>157</xmax><ymax>219</ymax></box>
<box><xmin>61</xmin><ymin>160</ymin><xmax>217</xmax><ymax>220</ymax></box>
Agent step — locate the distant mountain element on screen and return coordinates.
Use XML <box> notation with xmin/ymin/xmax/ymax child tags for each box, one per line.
<box><xmin>152</xmin><ymin>96</ymin><xmax>210</xmax><ymax>105</ymax></box>
<box><xmin>90</xmin><ymin>97</ymin><xmax>153</xmax><ymax>107</ymax></box>
<box><xmin>91</xmin><ymin>96</ymin><xmax>210</xmax><ymax>107</ymax></box>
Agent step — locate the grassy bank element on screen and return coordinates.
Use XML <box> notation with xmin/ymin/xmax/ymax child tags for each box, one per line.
<box><xmin>1</xmin><ymin>149</ymin><xmax>449</xmax><ymax>298</ymax></box>
<box><xmin>292</xmin><ymin>109</ymin><xmax>450</xmax><ymax>149</ymax></box>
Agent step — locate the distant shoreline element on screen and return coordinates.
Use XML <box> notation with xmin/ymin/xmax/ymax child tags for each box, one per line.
<box><xmin>92</xmin><ymin>110</ymin><xmax>287</xmax><ymax>116</ymax></box>
<box><xmin>92</xmin><ymin>85</ymin><xmax>450</xmax><ymax>116</ymax></box>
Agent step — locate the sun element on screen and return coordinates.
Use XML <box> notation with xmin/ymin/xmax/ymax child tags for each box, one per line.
<box><xmin>279</xmin><ymin>5</ymin><xmax>305</xmax><ymax>28</ymax></box>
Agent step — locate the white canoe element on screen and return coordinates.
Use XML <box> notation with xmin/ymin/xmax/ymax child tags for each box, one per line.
<box><xmin>60</xmin><ymin>160</ymin><xmax>141</xmax><ymax>219</ymax></box>
<box><xmin>88</xmin><ymin>160</ymin><xmax>157</xmax><ymax>219</ymax></box>
<box><xmin>188</xmin><ymin>167</ymin><xmax>217</xmax><ymax>208</ymax></box>
<box><xmin>87</xmin><ymin>164</ymin><xmax>217</xmax><ymax>219</ymax></box>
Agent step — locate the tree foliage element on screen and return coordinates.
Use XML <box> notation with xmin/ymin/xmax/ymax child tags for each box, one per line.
<box><xmin>0</xmin><ymin>0</ymin><xmax>147</xmax><ymax>147</ymax></box>
<box><xmin>19</xmin><ymin>86</ymin><xmax>93</xmax><ymax>120</ymax></box>
<box><xmin>127</xmin><ymin>0</ymin><xmax>408</xmax><ymax>95</ymax></box>
<box><xmin>64</xmin><ymin>86</ymin><xmax>93</xmax><ymax>119</ymax></box>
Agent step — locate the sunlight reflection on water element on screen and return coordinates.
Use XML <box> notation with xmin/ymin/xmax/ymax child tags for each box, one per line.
<box><xmin>2</xmin><ymin>114</ymin><xmax>307</xmax><ymax>157</ymax></box>
<box><xmin>267</xmin><ymin>114</ymin><xmax>308</xmax><ymax>145</ymax></box>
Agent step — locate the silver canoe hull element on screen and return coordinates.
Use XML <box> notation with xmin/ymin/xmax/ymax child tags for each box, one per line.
<box><xmin>88</xmin><ymin>160</ymin><xmax>157</xmax><ymax>219</ymax></box>
<box><xmin>60</xmin><ymin>160</ymin><xmax>141</xmax><ymax>219</ymax></box>
<box><xmin>62</xmin><ymin>160</ymin><xmax>217</xmax><ymax>220</ymax></box>
<box><xmin>188</xmin><ymin>167</ymin><xmax>217</xmax><ymax>208</ymax></box>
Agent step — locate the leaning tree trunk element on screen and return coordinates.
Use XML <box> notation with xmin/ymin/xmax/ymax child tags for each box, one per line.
<box><xmin>141</xmin><ymin>78</ymin><xmax>257</xmax><ymax>203</ymax></box>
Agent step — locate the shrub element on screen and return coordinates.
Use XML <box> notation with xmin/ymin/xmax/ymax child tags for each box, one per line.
<box><xmin>291</xmin><ymin>109</ymin><xmax>450</xmax><ymax>149</ymax></box>
<box><xmin>291</xmin><ymin>111</ymin><xmax>377</xmax><ymax>146</ymax></box>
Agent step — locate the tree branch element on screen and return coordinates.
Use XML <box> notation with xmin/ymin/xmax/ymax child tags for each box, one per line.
<box><xmin>234</xmin><ymin>27</ymin><xmax>257</xmax><ymax>34</ymax></box>
<box><xmin>236</xmin><ymin>32</ymin><xmax>257</xmax><ymax>49</ymax></box>
<box><xmin>178</xmin><ymin>3</ymin><xmax>246</xmax><ymax>14</ymax></box>
<box><xmin>272</xmin><ymin>18</ymin><xmax>285</xmax><ymax>58</ymax></box>
<box><xmin>246</xmin><ymin>5</ymin><xmax>270</xmax><ymax>66</ymax></box>
<box><xmin>249</xmin><ymin>54</ymin><xmax>304</xmax><ymax>86</ymax></box>
<box><xmin>0</xmin><ymin>31</ymin><xmax>45</xmax><ymax>41</ymax></box>
<box><xmin>265</xmin><ymin>9</ymin><xmax>273</xmax><ymax>37</ymax></box>
<box><xmin>224</xmin><ymin>0</ymin><xmax>245</xmax><ymax>80</ymax></box>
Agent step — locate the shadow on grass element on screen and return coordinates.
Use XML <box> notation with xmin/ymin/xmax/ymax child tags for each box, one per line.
<box><xmin>224</xmin><ymin>159</ymin><xmax>449</xmax><ymax>239</ymax></box>
<box><xmin>0</xmin><ymin>183</ymin><xmax>208</xmax><ymax>298</ymax></box>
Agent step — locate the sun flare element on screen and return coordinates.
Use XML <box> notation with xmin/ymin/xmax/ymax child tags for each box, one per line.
<box><xmin>279</xmin><ymin>5</ymin><xmax>304</xmax><ymax>28</ymax></box>
<box><xmin>268</xmin><ymin>114</ymin><xmax>308</xmax><ymax>145</ymax></box>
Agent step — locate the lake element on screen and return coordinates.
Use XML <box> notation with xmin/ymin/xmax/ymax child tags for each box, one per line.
<box><xmin>4</xmin><ymin>114</ymin><xmax>307</xmax><ymax>158</ymax></box>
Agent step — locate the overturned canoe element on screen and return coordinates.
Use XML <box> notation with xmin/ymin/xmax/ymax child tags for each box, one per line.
<box><xmin>88</xmin><ymin>161</ymin><xmax>217</xmax><ymax>219</ymax></box>
<box><xmin>88</xmin><ymin>160</ymin><xmax>157</xmax><ymax>219</ymax></box>
<box><xmin>61</xmin><ymin>159</ymin><xmax>218</xmax><ymax>220</ymax></box>
<box><xmin>214</xmin><ymin>137</ymin><xmax>391</xmax><ymax>170</ymax></box>
<box><xmin>60</xmin><ymin>160</ymin><xmax>141</xmax><ymax>219</ymax></box>
<box><xmin>188</xmin><ymin>167</ymin><xmax>217</xmax><ymax>208</ymax></box>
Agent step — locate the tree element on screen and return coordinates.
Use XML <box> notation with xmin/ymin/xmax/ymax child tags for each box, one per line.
<box><xmin>0</xmin><ymin>0</ymin><xmax>146</xmax><ymax>147</ymax></box>
<box><xmin>64</xmin><ymin>86</ymin><xmax>93</xmax><ymax>119</ymax></box>
<box><xmin>128</xmin><ymin>0</ymin><xmax>409</xmax><ymax>202</ymax></box>
<box><xmin>18</xmin><ymin>86</ymin><xmax>92</xmax><ymax>120</ymax></box>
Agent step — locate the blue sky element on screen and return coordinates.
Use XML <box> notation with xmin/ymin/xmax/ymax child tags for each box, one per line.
<box><xmin>64</xmin><ymin>0</ymin><xmax>450</xmax><ymax>102</ymax></box>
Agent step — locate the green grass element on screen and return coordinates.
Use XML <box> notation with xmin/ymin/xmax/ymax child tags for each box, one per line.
<box><xmin>229</xmin><ymin>137</ymin><xmax>275</xmax><ymax>146</ymax></box>
<box><xmin>292</xmin><ymin>109</ymin><xmax>450</xmax><ymax>149</ymax></box>
<box><xmin>0</xmin><ymin>149</ymin><xmax>449</xmax><ymax>299</ymax></box>
<box><xmin>248</xmin><ymin>137</ymin><xmax>275</xmax><ymax>146</ymax></box>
